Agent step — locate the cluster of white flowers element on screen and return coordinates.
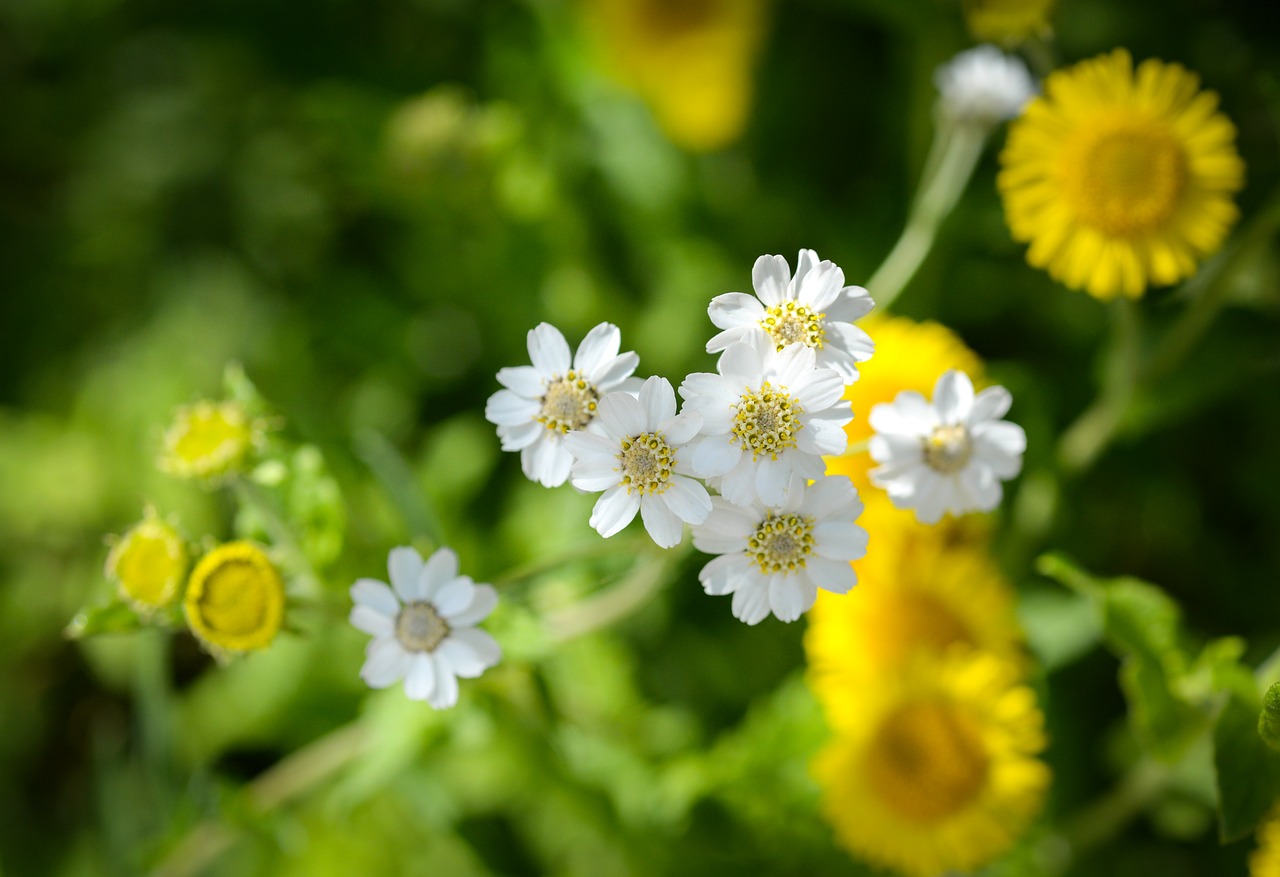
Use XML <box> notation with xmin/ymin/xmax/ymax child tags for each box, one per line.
<box><xmin>349</xmin><ymin>247</ymin><xmax>1029</xmax><ymax>705</ymax></box>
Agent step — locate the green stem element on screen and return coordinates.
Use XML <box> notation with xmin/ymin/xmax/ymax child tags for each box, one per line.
<box><xmin>867</xmin><ymin>121</ymin><xmax>987</xmax><ymax>311</ymax></box>
<box><xmin>543</xmin><ymin>545</ymin><xmax>684</xmax><ymax>642</ymax></box>
<box><xmin>1045</xmin><ymin>759</ymin><xmax>1169</xmax><ymax>874</ymax></box>
<box><xmin>1057</xmin><ymin>299</ymin><xmax>1141</xmax><ymax>473</ymax></box>
<box><xmin>235</xmin><ymin>478</ymin><xmax>322</xmax><ymax>596</ymax></box>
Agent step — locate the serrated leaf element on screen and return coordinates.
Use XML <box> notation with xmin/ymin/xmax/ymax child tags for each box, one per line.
<box><xmin>1214</xmin><ymin>686</ymin><xmax>1280</xmax><ymax>841</ymax></box>
<box><xmin>1259</xmin><ymin>683</ymin><xmax>1280</xmax><ymax>753</ymax></box>
<box><xmin>64</xmin><ymin>600</ymin><xmax>145</xmax><ymax>639</ymax></box>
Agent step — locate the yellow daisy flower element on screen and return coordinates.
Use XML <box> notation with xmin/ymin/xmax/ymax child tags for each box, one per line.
<box><xmin>1253</xmin><ymin>808</ymin><xmax>1280</xmax><ymax>877</ymax></box>
<box><xmin>825</xmin><ymin>314</ymin><xmax>987</xmax><ymax>544</ymax></box>
<box><xmin>999</xmin><ymin>49</ymin><xmax>1245</xmax><ymax>299</ymax></box>
<box><xmin>184</xmin><ymin>541</ymin><xmax>285</xmax><ymax>655</ymax></box>
<box><xmin>105</xmin><ymin>509</ymin><xmax>188</xmax><ymax>612</ymax></box>
<box><xmin>806</xmin><ymin>531</ymin><xmax>1024</xmax><ymax>701</ymax></box>
<box><xmin>582</xmin><ymin>0</ymin><xmax>767</xmax><ymax>151</ymax></box>
<box><xmin>813</xmin><ymin>650</ymin><xmax>1050</xmax><ymax>877</ymax></box>
<box><xmin>160</xmin><ymin>399</ymin><xmax>259</xmax><ymax>482</ymax></box>
<box><xmin>962</xmin><ymin>0</ymin><xmax>1055</xmax><ymax>45</ymax></box>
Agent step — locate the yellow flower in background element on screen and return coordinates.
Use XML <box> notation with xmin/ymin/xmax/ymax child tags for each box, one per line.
<box><xmin>105</xmin><ymin>509</ymin><xmax>188</xmax><ymax>612</ymax></box>
<box><xmin>825</xmin><ymin>314</ymin><xmax>985</xmax><ymax>543</ymax></box>
<box><xmin>1253</xmin><ymin>808</ymin><xmax>1280</xmax><ymax>877</ymax></box>
<box><xmin>184</xmin><ymin>541</ymin><xmax>285</xmax><ymax>654</ymax></box>
<box><xmin>806</xmin><ymin>531</ymin><xmax>1024</xmax><ymax>701</ymax></box>
<box><xmin>962</xmin><ymin>0</ymin><xmax>1055</xmax><ymax>45</ymax></box>
<box><xmin>999</xmin><ymin>49</ymin><xmax>1245</xmax><ymax>299</ymax></box>
<box><xmin>813</xmin><ymin>650</ymin><xmax>1050</xmax><ymax>877</ymax></box>
<box><xmin>161</xmin><ymin>399</ymin><xmax>258</xmax><ymax>482</ymax></box>
<box><xmin>583</xmin><ymin>0</ymin><xmax>768</xmax><ymax>151</ymax></box>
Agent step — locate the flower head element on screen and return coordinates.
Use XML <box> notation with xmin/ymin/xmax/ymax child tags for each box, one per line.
<box><xmin>349</xmin><ymin>546</ymin><xmax>501</xmax><ymax>709</ymax></box>
<box><xmin>160</xmin><ymin>399</ymin><xmax>259</xmax><ymax>482</ymax></box>
<box><xmin>564</xmin><ymin>376</ymin><xmax>712</xmax><ymax>548</ymax></box>
<box><xmin>485</xmin><ymin>322</ymin><xmax>640</xmax><ymax>488</ymax></box>
<box><xmin>105</xmin><ymin>509</ymin><xmax>188</xmax><ymax>612</ymax></box>
<box><xmin>1252</xmin><ymin>807</ymin><xmax>1280</xmax><ymax>877</ymax></box>
<box><xmin>999</xmin><ymin>49</ymin><xmax>1245</xmax><ymax>299</ymax></box>
<box><xmin>813</xmin><ymin>650</ymin><xmax>1050</xmax><ymax>877</ymax></box>
<box><xmin>680</xmin><ymin>333</ymin><xmax>852</xmax><ymax>507</ymax></box>
<box><xmin>936</xmin><ymin>45</ymin><xmax>1035</xmax><ymax>127</ymax></box>
<box><xmin>184</xmin><ymin>541</ymin><xmax>285</xmax><ymax>655</ymax></box>
<box><xmin>692</xmin><ymin>475</ymin><xmax>866</xmax><ymax>624</ymax></box>
<box><xmin>707</xmin><ymin>250</ymin><xmax>874</xmax><ymax>383</ymax></box>
<box><xmin>869</xmin><ymin>370</ymin><xmax>1024</xmax><ymax>524</ymax></box>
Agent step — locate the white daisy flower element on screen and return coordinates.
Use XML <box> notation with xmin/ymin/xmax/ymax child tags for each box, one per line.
<box><xmin>349</xmin><ymin>546</ymin><xmax>501</xmax><ymax>709</ymax></box>
<box><xmin>706</xmin><ymin>249</ymin><xmax>874</xmax><ymax>383</ymax></box>
<box><xmin>868</xmin><ymin>369</ymin><xmax>1026</xmax><ymax>524</ymax></box>
<box><xmin>935</xmin><ymin>45</ymin><xmax>1035</xmax><ymax>127</ymax></box>
<box><xmin>485</xmin><ymin>322</ymin><xmax>641</xmax><ymax>488</ymax></box>
<box><xmin>692</xmin><ymin>475</ymin><xmax>867</xmax><ymax>625</ymax></box>
<box><xmin>564</xmin><ymin>376</ymin><xmax>711</xmax><ymax>549</ymax></box>
<box><xmin>679</xmin><ymin>332</ymin><xmax>852</xmax><ymax>508</ymax></box>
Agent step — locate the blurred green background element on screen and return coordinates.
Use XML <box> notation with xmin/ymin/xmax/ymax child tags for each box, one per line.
<box><xmin>2</xmin><ymin>0</ymin><xmax>1280</xmax><ymax>874</ymax></box>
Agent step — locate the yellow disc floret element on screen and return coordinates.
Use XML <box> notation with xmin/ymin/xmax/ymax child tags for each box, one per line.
<box><xmin>105</xmin><ymin>510</ymin><xmax>188</xmax><ymax>612</ymax></box>
<box><xmin>747</xmin><ymin>512</ymin><xmax>815</xmax><ymax>573</ymax></box>
<box><xmin>731</xmin><ymin>380</ymin><xmax>803</xmax><ymax>460</ymax></box>
<box><xmin>999</xmin><ymin>50</ymin><xmax>1245</xmax><ymax>299</ymax></box>
<box><xmin>183</xmin><ymin>541</ymin><xmax>285</xmax><ymax>654</ymax></box>
<box><xmin>618</xmin><ymin>432</ymin><xmax>675</xmax><ymax>495</ymax></box>
<box><xmin>161</xmin><ymin>400</ymin><xmax>256</xmax><ymax>481</ymax></box>
<box><xmin>537</xmin><ymin>370</ymin><xmax>599</xmax><ymax>434</ymax></box>
<box><xmin>761</xmin><ymin>301</ymin><xmax>825</xmax><ymax>350</ymax></box>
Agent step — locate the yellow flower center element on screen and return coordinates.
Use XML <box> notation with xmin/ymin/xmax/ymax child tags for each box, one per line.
<box><xmin>732</xmin><ymin>381</ymin><xmax>804</xmax><ymax>460</ymax></box>
<box><xmin>636</xmin><ymin>0</ymin><xmax>722</xmax><ymax>38</ymax></box>
<box><xmin>538</xmin><ymin>370</ymin><xmax>599</xmax><ymax>434</ymax></box>
<box><xmin>923</xmin><ymin>424</ymin><xmax>973</xmax><ymax>474</ymax></box>
<box><xmin>395</xmin><ymin>601</ymin><xmax>450</xmax><ymax>653</ymax></box>
<box><xmin>1060</xmin><ymin>115</ymin><xmax>1187</xmax><ymax>237</ymax></box>
<box><xmin>162</xmin><ymin>400</ymin><xmax>254</xmax><ymax>479</ymax></box>
<box><xmin>107</xmin><ymin>516</ymin><xmax>187</xmax><ymax>610</ymax></box>
<box><xmin>747</xmin><ymin>512</ymin><xmax>815</xmax><ymax>574</ymax></box>
<box><xmin>618</xmin><ymin>432</ymin><xmax>675</xmax><ymax>495</ymax></box>
<box><xmin>184</xmin><ymin>542</ymin><xmax>285</xmax><ymax>653</ymax></box>
<box><xmin>865</xmin><ymin>700</ymin><xmax>991</xmax><ymax>823</ymax></box>
<box><xmin>862</xmin><ymin>592</ymin><xmax>975</xmax><ymax>668</ymax></box>
<box><xmin>761</xmin><ymin>302</ymin><xmax>825</xmax><ymax>350</ymax></box>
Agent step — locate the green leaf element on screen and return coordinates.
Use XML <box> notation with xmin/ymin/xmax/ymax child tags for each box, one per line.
<box><xmin>1213</xmin><ymin>684</ymin><xmax>1280</xmax><ymax>841</ymax></box>
<box><xmin>64</xmin><ymin>600</ymin><xmax>145</xmax><ymax>639</ymax></box>
<box><xmin>1258</xmin><ymin>683</ymin><xmax>1280</xmax><ymax>754</ymax></box>
<box><xmin>1036</xmin><ymin>554</ymin><xmax>1200</xmax><ymax>759</ymax></box>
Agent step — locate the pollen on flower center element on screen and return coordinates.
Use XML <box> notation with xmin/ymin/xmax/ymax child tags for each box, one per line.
<box><xmin>395</xmin><ymin>601</ymin><xmax>450</xmax><ymax>653</ymax></box>
<box><xmin>923</xmin><ymin>424</ymin><xmax>973</xmax><ymax>474</ymax></box>
<box><xmin>1060</xmin><ymin>115</ymin><xmax>1187</xmax><ymax>236</ymax></box>
<box><xmin>538</xmin><ymin>370</ymin><xmax>599</xmax><ymax>433</ymax></box>
<box><xmin>762</xmin><ymin>302</ymin><xmax>826</xmax><ymax>350</ymax></box>
<box><xmin>864</xmin><ymin>701</ymin><xmax>990</xmax><ymax>823</ymax></box>
<box><xmin>747</xmin><ymin>512</ymin><xmax>815</xmax><ymax>574</ymax></box>
<box><xmin>618</xmin><ymin>432</ymin><xmax>675</xmax><ymax>495</ymax></box>
<box><xmin>732</xmin><ymin>381</ymin><xmax>804</xmax><ymax>460</ymax></box>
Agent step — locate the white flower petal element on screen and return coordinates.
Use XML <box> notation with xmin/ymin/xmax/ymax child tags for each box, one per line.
<box><xmin>706</xmin><ymin>326</ymin><xmax>757</xmax><ymax>354</ymax></box>
<box><xmin>444</xmin><ymin>583</ymin><xmax>499</xmax><ymax>627</ymax></box>
<box><xmin>769</xmin><ymin>574</ymin><xmax>817</xmax><ymax>622</ymax></box>
<box><xmin>719</xmin><ymin>457</ymin><xmax>759</xmax><ymax>507</ymax></box>
<box><xmin>824</xmin><ymin>321</ymin><xmax>876</xmax><ymax>362</ymax></box>
<box><xmin>792</xmin><ymin>249</ymin><xmax>818</xmax><ymax>291</ymax></box>
<box><xmin>428</xmin><ymin>663</ymin><xmax>460</xmax><ymax>709</ymax></box>
<box><xmin>755</xmin><ymin>456</ymin><xmax>791</xmax><ymax>507</ymax></box>
<box><xmin>797</xmin><ymin>261</ymin><xmax>844</xmax><ymax>311</ymax></box>
<box><xmin>660</xmin><ymin>410</ymin><xmax>702</xmax><ymax>446</ymax></box>
<box><xmin>708</xmin><ymin>292</ymin><xmax>766</xmax><ymax>331</ymax></box>
<box><xmin>572</xmin><ymin>458</ymin><xmax>622</xmax><ymax>492</ymax></box>
<box><xmin>351</xmin><ymin>578</ymin><xmax>400</xmax><ymax>617</ymax></box>
<box><xmin>824</xmin><ymin>288</ymin><xmax>876</xmax><ymax>323</ymax></box>
<box><xmin>361</xmin><ymin>637</ymin><xmax>411</xmax><ymax>689</ymax></box>
<box><xmin>698</xmin><ymin>553</ymin><xmax>749</xmax><ymax>595</ymax></box>
<box><xmin>812</xmin><ymin>521</ymin><xmax>869</xmax><ymax>561</ymax></box>
<box><xmin>496</xmin><ymin>365</ymin><xmax>545</xmax><ymax>398</ymax></box>
<box><xmin>661</xmin><ymin>475</ymin><xmax>713</xmax><ymax>525</ymax></box>
<box><xmin>679</xmin><ymin>372</ymin><xmax>738</xmax><ymax>405</ymax></box>
<box><xmin>597</xmin><ymin>391</ymin><xmax>647</xmax><ymax>439</ymax></box>
<box><xmin>418</xmin><ymin>548</ymin><xmax>460</xmax><ymax>601</ymax></box>
<box><xmin>792</xmin><ymin>367</ymin><xmax>845</xmax><ymax>411</ymax></box>
<box><xmin>796</xmin><ymin>416</ymin><xmax>848</xmax><ymax>456</ymax></box>
<box><xmin>641</xmin><ymin>496</ymin><xmax>685</xmax><ymax>548</ymax></box>
<box><xmin>499</xmin><ymin>420</ymin><xmax>543</xmax><ymax>451</ymax></box>
<box><xmin>799</xmin><ymin>475</ymin><xmax>859</xmax><ymax>519</ymax></box>
<box><xmin>870</xmin><ymin>393</ymin><xmax>935</xmax><ymax>436</ymax></box>
<box><xmin>350</xmin><ymin>604</ymin><xmax>394</xmax><ymax>638</ymax></box>
<box><xmin>638</xmin><ymin>376</ymin><xmax>677</xmax><ymax>431</ymax></box>
<box><xmin>731</xmin><ymin>582</ymin><xmax>772</xmax><ymax>625</ymax></box>
<box><xmin>432</xmin><ymin>575</ymin><xmax>474</xmax><ymax>617</ymax></box>
<box><xmin>805</xmin><ymin>556</ymin><xmax>857</xmax><ymax>594</ymax></box>
<box><xmin>717</xmin><ymin>340</ymin><xmax>764</xmax><ymax>386</ymax></box>
<box><xmin>934</xmin><ymin>369</ymin><xmax>975</xmax><ymax>424</ymax></box>
<box><xmin>752</xmin><ymin>254</ymin><xmax>791</xmax><ymax>306</ymax></box>
<box><xmin>592</xmin><ymin>351</ymin><xmax>641</xmax><ymax>390</ymax></box>
<box><xmin>564</xmin><ymin>430</ymin><xmax>618</xmax><ymax>463</ymax></box>
<box><xmin>485</xmin><ymin>389</ymin><xmax>540</xmax><ymax>426</ymax></box>
<box><xmin>438</xmin><ymin>628</ymin><xmax>502</xmax><ymax>677</ymax></box>
<box><xmin>971</xmin><ymin>386</ymin><xmax>1013</xmax><ymax>423</ymax></box>
<box><xmin>528</xmin><ymin>323</ymin><xmax>571</xmax><ymax>376</ymax></box>
<box><xmin>690</xmin><ymin>435</ymin><xmax>741</xmax><ymax>477</ymax></box>
<box><xmin>590</xmin><ymin>485</ymin><xmax>641</xmax><ymax>538</ymax></box>
<box><xmin>573</xmin><ymin>322</ymin><xmax>621</xmax><ymax>376</ymax></box>
<box><xmin>972</xmin><ymin>421</ymin><xmax>1026</xmax><ymax>477</ymax></box>
<box><xmin>389</xmin><ymin>546</ymin><xmax>426</xmax><ymax>602</ymax></box>
<box><xmin>529</xmin><ymin>436</ymin><xmax>574</xmax><ymax>487</ymax></box>
<box><xmin>771</xmin><ymin>343</ymin><xmax>817</xmax><ymax>389</ymax></box>
<box><xmin>403</xmin><ymin>653</ymin><xmax>438</xmax><ymax>701</ymax></box>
